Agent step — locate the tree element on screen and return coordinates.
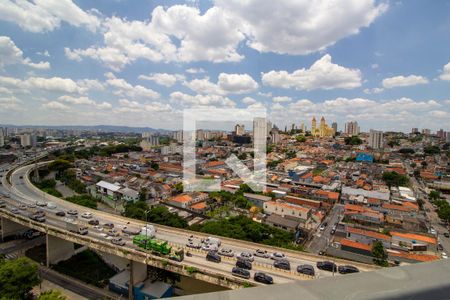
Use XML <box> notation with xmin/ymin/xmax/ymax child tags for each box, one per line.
<box><xmin>150</xmin><ymin>162</ymin><xmax>159</xmax><ymax>171</ymax></box>
<box><xmin>39</xmin><ymin>290</ymin><xmax>67</xmax><ymax>300</ymax></box>
<box><xmin>296</xmin><ymin>135</ymin><xmax>306</xmax><ymax>143</ymax></box>
<box><xmin>344</xmin><ymin>135</ymin><xmax>362</xmax><ymax>145</ymax></box>
<box><xmin>382</xmin><ymin>171</ymin><xmax>409</xmax><ymax>187</ymax></box>
<box><xmin>237</xmin><ymin>152</ymin><xmax>247</xmax><ymax>160</ymax></box>
<box><xmin>429</xmin><ymin>190</ymin><xmax>441</xmax><ymax>201</ymax></box>
<box><xmin>398</xmin><ymin>148</ymin><xmax>415</xmax><ymax>154</ymax></box>
<box><xmin>372</xmin><ymin>241</ymin><xmax>388</xmax><ymax>267</ymax></box>
<box><xmin>139</xmin><ymin>187</ymin><xmax>147</xmax><ymax>201</ymax></box>
<box><xmin>424</xmin><ymin>145</ymin><xmax>440</xmax><ymax>155</ymax></box>
<box><xmin>0</xmin><ymin>257</ymin><xmax>41</xmax><ymax>299</ymax></box>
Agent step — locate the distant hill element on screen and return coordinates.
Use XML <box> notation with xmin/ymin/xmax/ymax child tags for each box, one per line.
<box><xmin>0</xmin><ymin>124</ymin><xmax>171</xmax><ymax>134</ymax></box>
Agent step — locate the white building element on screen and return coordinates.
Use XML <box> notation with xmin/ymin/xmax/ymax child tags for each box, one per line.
<box><xmin>263</xmin><ymin>201</ymin><xmax>311</xmax><ymax>221</ymax></box>
<box><xmin>369</xmin><ymin>129</ymin><xmax>384</xmax><ymax>149</ymax></box>
<box><xmin>20</xmin><ymin>134</ymin><xmax>36</xmax><ymax>147</ymax></box>
<box><xmin>140</xmin><ymin>134</ymin><xmax>160</xmax><ymax>151</ymax></box>
<box><xmin>172</xmin><ymin>130</ymin><xmax>183</xmax><ymax>143</ymax></box>
<box><xmin>234</xmin><ymin>124</ymin><xmax>245</xmax><ymax>136</ymax></box>
<box><xmin>253</xmin><ymin>117</ymin><xmax>267</xmax><ymax>149</ymax></box>
<box><xmin>345</xmin><ymin>121</ymin><xmax>360</xmax><ymax>136</ymax></box>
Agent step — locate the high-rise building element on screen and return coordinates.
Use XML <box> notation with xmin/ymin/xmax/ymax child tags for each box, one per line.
<box><xmin>234</xmin><ymin>124</ymin><xmax>245</xmax><ymax>136</ymax></box>
<box><xmin>253</xmin><ymin>117</ymin><xmax>267</xmax><ymax>150</ymax></box>
<box><xmin>140</xmin><ymin>133</ymin><xmax>160</xmax><ymax>151</ymax></box>
<box><xmin>369</xmin><ymin>130</ymin><xmax>383</xmax><ymax>149</ymax></box>
<box><xmin>437</xmin><ymin>129</ymin><xmax>446</xmax><ymax>139</ymax></box>
<box><xmin>172</xmin><ymin>130</ymin><xmax>183</xmax><ymax>143</ymax></box>
<box><xmin>20</xmin><ymin>134</ymin><xmax>33</xmax><ymax>147</ymax></box>
<box><xmin>332</xmin><ymin>122</ymin><xmax>338</xmax><ymax>133</ymax></box>
<box><xmin>300</xmin><ymin>122</ymin><xmax>305</xmax><ymax>133</ymax></box>
<box><xmin>422</xmin><ymin>128</ymin><xmax>431</xmax><ymax>135</ymax></box>
<box><xmin>270</xmin><ymin>127</ymin><xmax>280</xmax><ymax>144</ymax></box>
<box><xmin>411</xmin><ymin>128</ymin><xmax>419</xmax><ymax>134</ymax></box>
<box><xmin>345</xmin><ymin>121</ymin><xmax>360</xmax><ymax>136</ymax></box>
<box><xmin>0</xmin><ymin>128</ymin><xmax>4</xmax><ymax>147</ymax></box>
<box><xmin>266</xmin><ymin>121</ymin><xmax>272</xmax><ymax>136</ymax></box>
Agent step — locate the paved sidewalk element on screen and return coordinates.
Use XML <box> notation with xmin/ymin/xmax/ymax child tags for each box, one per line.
<box><xmin>33</xmin><ymin>279</ymin><xmax>88</xmax><ymax>300</ymax></box>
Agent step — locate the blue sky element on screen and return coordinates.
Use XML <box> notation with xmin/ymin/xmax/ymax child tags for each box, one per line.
<box><xmin>0</xmin><ymin>0</ymin><xmax>449</xmax><ymax>132</ymax></box>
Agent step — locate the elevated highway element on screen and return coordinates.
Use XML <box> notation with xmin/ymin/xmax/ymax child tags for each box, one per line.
<box><xmin>0</xmin><ymin>159</ymin><xmax>379</xmax><ymax>293</ymax></box>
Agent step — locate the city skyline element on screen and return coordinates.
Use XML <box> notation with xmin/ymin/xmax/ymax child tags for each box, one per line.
<box><xmin>1</xmin><ymin>1</ymin><xmax>450</xmax><ymax>132</ymax></box>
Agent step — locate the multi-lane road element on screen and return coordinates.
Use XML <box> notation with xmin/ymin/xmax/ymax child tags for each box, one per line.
<box><xmin>0</xmin><ymin>159</ymin><xmax>377</xmax><ymax>287</ymax></box>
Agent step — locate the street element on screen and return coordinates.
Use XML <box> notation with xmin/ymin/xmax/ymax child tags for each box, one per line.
<box><xmin>307</xmin><ymin>204</ymin><xmax>344</xmax><ymax>253</ymax></box>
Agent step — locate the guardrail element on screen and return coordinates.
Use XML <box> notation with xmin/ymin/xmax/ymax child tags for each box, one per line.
<box><xmin>15</xmin><ymin>161</ymin><xmax>378</xmax><ymax>273</ymax></box>
<box><xmin>0</xmin><ymin>208</ymin><xmax>255</xmax><ymax>289</ymax></box>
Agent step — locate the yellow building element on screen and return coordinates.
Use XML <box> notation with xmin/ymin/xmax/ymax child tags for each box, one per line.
<box><xmin>311</xmin><ymin>116</ymin><xmax>334</xmax><ymax>138</ymax></box>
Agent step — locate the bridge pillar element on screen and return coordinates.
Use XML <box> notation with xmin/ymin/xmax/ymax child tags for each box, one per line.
<box><xmin>46</xmin><ymin>234</ymin><xmax>75</xmax><ymax>267</ymax></box>
<box><xmin>131</xmin><ymin>260</ymin><xmax>147</xmax><ymax>284</ymax></box>
<box><xmin>0</xmin><ymin>217</ymin><xmax>28</xmax><ymax>241</ymax></box>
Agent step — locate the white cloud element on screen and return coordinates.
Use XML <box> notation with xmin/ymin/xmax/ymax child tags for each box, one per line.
<box><xmin>138</xmin><ymin>73</ymin><xmax>183</xmax><ymax>87</ymax></box>
<box><xmin>242</xmin><ymin>97</ymin><xmax>257</xmax><ymax>105</ymax></box>
<box><xmin>105</xmin><ymin>73</ymin><xmax>159</xmax><ymax>100</ymax></box>
<box><xmin>186</xmin><ymin>68</ymin><xmax>205</xmax><ymax>74</ymax></box>
<box><xmin>43</xmin><ymin>101</ymin><xmax>70</xmax><ymax>111</ymax></box>
<box><xmin>57</xmin><ymin>95</ymin><xmax>111</xmax><ymax>109</ymax></box>
<box><xmin>363</xmin><ymin>87</ymin><xmax>384</xmax><ymax>94</ymax></box>
<box><xmin>217</xmin><ymin>73</ymin><xmax>258</xmax><ymax>94</ymax></box>
<box><xmin>170</xmin><ymin>91</ymin><xmax>235</xmax><ymax>107</ymax></box>
<box><xmin>114</xmin><ymin>98</ymin><xmax>171</xmax><ymax>114</ymax></box>
<box><xmin>184</xmin><ymin>73</ymin><xmax>258</xmax><ymax>95</ymax></box>
<box><xmin>215</xmin><ymin>0</ymin><xmax>387</xmax><ymax>55</ymax></box>
<box><xmin>272</xmin><ymin>96</ymin><xmax>292</xmax><ymax>103</ymax></box>
<box><xmin>262</xmin><ymin>54</ymin><xmax>362</xmax><ymax>90</ymax></box>
<box><xmin>76</xmin><ymin>79</ymin><xmax>104</xmax><ymax>92</ymax></box>
<box><xmin>439</xmin><ymin>62</ymin><xmax>450</xmax><ymax>81</ymax></box>
<box><xmin>0</xmin><ymin>0</ymin><xmax>100</xmax><ymax>33</ymax></box>
<box><xmin>382</xmin><ymin>75</ymin><xmax>429</xmax><ymax>88</ymax></box>
<box><xmin>0</xmin><ymin>36</ymin><xmax>50</xmax><ymax>69</ymax></box>
<box><xmin>371</xmin><ymin>64</ymin><xmax>379</xmax><ymax>69</ymax></box>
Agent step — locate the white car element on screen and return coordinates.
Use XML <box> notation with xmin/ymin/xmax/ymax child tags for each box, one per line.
<box><xmin>319</xmin><ymin>224</ymin><xmax>326</xmax><ymax>231</ymax></box>
<box><xmin>47</xmin><ymin>202</ymin><xmax>57</xmax><ymax>209</ymax></box>
<box><xmin>218</xmin><ymin>248</ymin><xmax>234</xmax><ymax>257</ymax></box>
<box><xmin>271</xmin><ymin>252</ymin><xmax>286</xmax><ymax>260</ymax></box>
<box><xmin>254</xmin><ymin>249</ymin><xmax>270</xmax><ymax>258</ymax></box>
<box><xmin>36</xmin><ymin>201</ymin><xmax>47</xmax><ymax>207</ymax></box>
<box><xmin>237</xmin><ymin>252</ymin><xmax>254</xmax><ymax>262</ymax></box>
<box><xmin>93</xmin><ymin>225</ymin><xmax>103</xmax><ymax>231</ymax></box>
<box><xmin>442</xmin><ymin>252</ymin><xmax>448</xmax><ymax>259</ymax></box>
<box><xmin>81</xmin><ymin>212</ymin><xmax>93</xmax><ymax>219</ymax></box>
<box><xmin>201</xmin><ymin>243</ymin><xmax>218</xmax><ymax>252</ymax></box>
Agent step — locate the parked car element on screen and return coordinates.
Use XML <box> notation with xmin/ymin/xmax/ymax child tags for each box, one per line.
<box><xmin>317</xmin><ymin>261</ymin><xmax>337</xmax><ymax>272</ymax></box>
<box><xmin>10</xmin><ymin>207</ymin><xmax>19</xmax><ymax>214</ymax></box>
<box><xmin>236</xmin><ymin>259</ymin><xmax>252</xmax><ymax>270</ymax></box>
<box><xmin>254</xmin><ymin>272</ymin><xmax>273</xmax><ymax>284</ymax></box>
<box><xmin>270</xmin><ymin>252</ymin><xmax>286</xmax><ymax>260</ymax></box>
<box><xmin>206</xmin><ymin>251</ymin><xmax>221</xmax><ymax>263</ymax></box>
<box><xmin>338</xmin><ymin>265</ymin><xmax>359</xmax><ymax>274</ymax></box>
<box><xmin>444</xmin><ymin>232</ymin><xmax>450</xmax><ymax>238</ymax></box>
<box><xmin>27</xmin><ymin>203</ymin><xmax>36</xmax><ymax>208</ymax></box>
<box><xmin>88</xmin><ymin>219</ymin><xmax>100</xmax><ymax>226</ymax></box>
<box><xmin>254</xmin><ymin>249</ymin><xmax>270</xmax><ymax>258</ymax></box>
<box><xmin>55</xmin><ymin>211</ymin><xmax>66</xmax><ymax>217</ymax></box>
<box><xmin>111</xmin><ymin>237</ymin><xmax>126</xmax><ymax>246</ymax></box>
<box><xmin>231</xmin><ymin>267</ymin><xmax>250</xmax><ymax>279</ymax></box>
<box><xmin>36</xmin><ymin>201</ymin><xmax>47</xmax><ymax>207</ymax></box>
<box><xmin>19</xmin><ymin>204</ymin><xmax>27</xmax><ymax>210</ymax></box>
<box><xmin>297</xmin><ymin>264</ymin><xmax>315</xmax><ymax>276</ymax></box>
<box><xmin>81</xmin><ymin>212</ymin><xmax>92</xmax><ymax>219</ymax></box>
<box><xmin>122</xmin><ymin>227</ymin><xmax>140</xmax><ymax>235</ymax></box>
<box><xmin>237</xmin><ymin>252</ymin><xmax>254</xmax><ymax>262</ymax></box>
<box><xmin>438</xmin><ymin>243</ymin><xmax>444</xmax><ymax>251</ymax></box>
<box><xmin>274</xmin><ymin>259</ymin><xmax>290</xmax><ymax>270</ymax></box>
<box><xmin>218</xmin><ymin>248</ymin><xmax>234</xmax><ymax>257</ymax></box>
<box><xmin>442</xmin><ymin>252</ymin><xmax>448</xmax><ymax>259</ymax></box>
<box><xmin>319</xmin><ymin>222</ymin><xmax>327</xmax><ymax>231</ymax></box>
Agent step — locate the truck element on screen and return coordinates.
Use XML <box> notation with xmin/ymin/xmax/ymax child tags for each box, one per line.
<box><xmin>133</xmin><ymin>234</ymin><xmax>184</xmax><ymax>262</ymax></box>
<box><xmin>140</xmin><ymin>224</ymin><xmax>156</xmax><ymax>238</ymax></box>
<box><xmin>65</xmin><ymin>219</ymin><xmax>88</xmax><ymax>235</ymax></box>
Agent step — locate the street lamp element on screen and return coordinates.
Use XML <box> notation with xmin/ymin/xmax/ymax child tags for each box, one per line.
<box><xmin>144</xmin><ymin>209</ymin><xmax>151</xmax><ymax>247</ymax></box>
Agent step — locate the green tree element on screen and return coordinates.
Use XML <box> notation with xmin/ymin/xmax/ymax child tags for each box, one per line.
<box><xmin>0</xmin><ymin>257</ymin><xmax>41</xmax><ymax>299</ymax></box>
<box><xmin>48</xmin><ymin>159</ymin><xmax>73</xmax><ymax>174</ymax></box>
<box><xmin>382</xmin><ymin>171</ymin><xmax>409</xmax><ymax>187</ymax></box>
<box><xmin>139</xmin><ymin>187</ymin><xmax>147</xmax><ymax>201</ymax></box>
<box><xmin>38</xmin><ymin>290</ymin><xmax>67</xmax><ymax>300</ymax></box>
<box><xmin>296</xmin><ymin>135</ymin><xmax>306</xmax><ymax>142</ymax></box>
<box><xmin>429</xmin><ymin>190</ymin><xmax>441</xmax><ymax>201</ymax></box>
<box><xmin>344</xmin><ymin>135</ymin><xmax>362</xmax><ymax>145</ymax></box>
<box><xmin>150</xmin><ymin>162</ymin><xmax>159</xmax><ymax>171</ymax></box>
<box><xmin>237</xmin><ymin>152</ymin><xmax>247</xmax><ymax>160</ymax></box>
<box><xmin>424</xmin><ymin>145</ymin><xmax>440</xmax><ymax>155</ymax></box>
<box><xmin>372</xmin><ymin>241</ymin><xmax>388</xmax><ymax>267</ymax></box>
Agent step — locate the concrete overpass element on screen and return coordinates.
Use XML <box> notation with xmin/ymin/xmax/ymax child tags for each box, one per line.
<box><xmin>0</xmin><ymin>159</ymin><xmax>379</xmax><ymax>297</ymax></box>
